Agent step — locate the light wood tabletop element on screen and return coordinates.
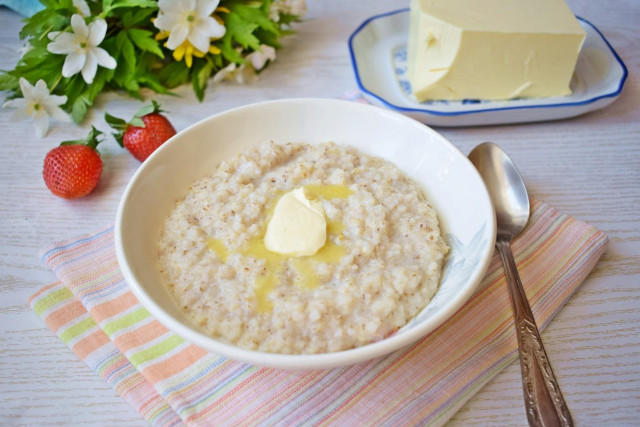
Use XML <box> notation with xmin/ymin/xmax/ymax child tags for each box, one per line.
<box><xmin>1</xmin><ymin>0</ymin><xmax>638</xmax><ymax>425</ymax></box>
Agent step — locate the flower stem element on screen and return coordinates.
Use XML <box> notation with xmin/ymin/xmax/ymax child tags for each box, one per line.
<box><xmin>39</xmin><ymin>25</ymin><xmax>55</xmax><ymax>40</ymax></box>
<box><xmin>51</xmin><ymin>74</ymin><xmax>62</xmax><ymax>92</ymax></box>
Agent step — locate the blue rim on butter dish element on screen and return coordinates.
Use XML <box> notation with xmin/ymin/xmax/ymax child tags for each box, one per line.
<box><xmin>348</xmin><ymin>8</ymin><xmax>628</xmax><ymax>126</ymax></box>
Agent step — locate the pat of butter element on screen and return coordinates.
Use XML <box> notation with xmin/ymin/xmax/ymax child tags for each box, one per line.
<box><xmin>407</xmin><ymin>0</ymin><xmax>586</xmax><ymax>101</ymax></box>
<box><xmin>264</xmin><ymin>188</ymin><xmax>327</xmax><ymax>257</ymax></box>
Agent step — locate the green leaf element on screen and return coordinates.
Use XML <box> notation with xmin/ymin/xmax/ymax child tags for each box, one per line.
<box><xmin>18</xmin><ymin>45</ymin><xmax>50</xmax><ymax>64</ymax></box>
<box><xmin>133</xmin><ymin>101</ymin><xmax>156</xmax><ymax>118</ymax></box>
<box><xmin>138</xmin><ymin>75</ymin><xmax>171</xmax><ymax>94</ymax></box>
<box><xmin>97</xmin><ymin>36</ymin><xmax>117</xmax><ymax>84</ymax></box>
<box><xmin>121</xmin><ymin>34</ymin><xmax>137</xmax><ymax>74</ymax></box>
<box><xmin>12</xmin><ymin>56</ymin><xmax>65</xmax><ymax>90</ymax></box>
<box><xmin>192</xmin><ymin>59</ymin><xmax>214</xmax><ymax>101</ymax></box>
<box><xmin>104</xmin><ymin>112</ymin><xmax>127</xmax><ymax>146</ymax></box>
<box><xmin>220</xmin><ymin>38</ymin><xmax>244</xmax><ymax>64</ymax></box>
<box><xmin>70</xmin><ymin>95</ymin><xmax>90</xmax><ymax>123</ymax></box>
<box><xmin>104</xmin><ymin>112</ymin><xmax>127</xmax><ymax>127</ymax></box>
<box><xmin>103</xmin><ymin>66</ymin><xmax>116</xmax><ymax>83</ymax></box>
<box><xmin>0</xmin><ymin>72</ymin><xmax>19</xmax><ymax>91</ymax></box>
<box><xmin>121</xmin><ymin>8</ymin><xmax>155</xmax><ymax>27</ymax></box>
<box><xmin>136</xmin><ymin>69</ymin><xmax>170</xmax><ymax>94</ymax></box>
<box><xmin>111</xmin><ymin>33</ymin><xmax>140</xmax><ymax>96</ymax></box>
<box><xmin>19</xmin><ymin>9</ymin><xmax>67</xmax><ymax>40</ymax></box>
<box><xmin>128</xmin><ymin>28</ymin><xmax>164</xmax><ymax>58</ymax></box>
<box><xmin>254</xmin><ymin>29</ymin><xmax>282</xmax><ymax>49</ymax></box>
<box><xmin>112</xmin><ymin>64</ymin><xmax>128</xmax><ymax>87</ymax></box>
<box><xmin>124</xmin><ymin>78</ymin><xmax>141</xmax><ymax>97</ymax></box>
<box><xmin>230</xmin><ymin>4</ymin><xmax>280</xmax><ymax>35</ymax></box>
<box><xmin>110</xmin><ymin>33</ymin><xmax>131</xmax><ymax>88</ymax></box>
<box><xmin>114</xmin><ymin>31</ymin><xmax>128</xmax><ymax>55</ymax></box>
<box><xmin>40</xmin><ymin>0</ymin><xmax>65</xmax><ymax>8</ymax></box>
<box><xmin>134</xmin><ymin>52</ymin><xmax>170</xmax><ymax>93</ymax></box>
<box><xmin>104</xmin><ymin>0</ymin><xmax>158</xmax><ymax>16</ymax></box>
<box><xmin>121</xmin><ymin>10</ymin><xmax>135</xmax><ymax>27</ymax></box>
<box><xmin>115</xmin><ymin>0</ymin><xmax>157</xmax><ymax>7</ymax></box>
<box><xmin>129</xmin><ymin>117</ymin><xmax>144</xmax><ymax>127</ymax></box>
<box><xmin>63</xmin><ymin>75</ymin><xmax>87</xmax><ymax>109</ymax></box>
<box><xmin>158</xmin><ymin>61</ymin><xmax>190</xmax><ymax>89</ymax></box>
<box><xmin>278</xmin><ymin>13</ymin><xmax>301</xmax><ymax>25</ymax></box>
<box><xmin>224</xmin><ymin>13</ymin><xmax>261</xmax><ymax>50</ymax></box>
<box><xmin>212</xmin><ymin>53</ymin><xmax>224</xmax><ymax>69</ymax></box>
<box><xmin>85</xmin><ymin>69</ymin><xmax>108</xmax><ymax>102</ymax></box>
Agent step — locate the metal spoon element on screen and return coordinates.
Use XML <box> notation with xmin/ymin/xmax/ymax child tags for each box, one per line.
<box><xmin>469</xmin><ymin>142</ymin><xmax>573</xmax><ymax>427</ymax></box>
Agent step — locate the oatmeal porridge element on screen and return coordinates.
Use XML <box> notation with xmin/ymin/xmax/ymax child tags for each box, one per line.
<box><xmin>157</xmin><ymin>141</ymin><xmax>448</xmax><ymax>354</ymax></box>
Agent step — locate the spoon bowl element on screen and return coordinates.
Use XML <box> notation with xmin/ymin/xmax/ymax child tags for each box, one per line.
<box><xmin>468</xmin><ymin>142</ymin><xmax>530</xmax><ymax>240</ymax></box>
<box><xmin>469</xmin><ymin>142</ymin><xmax>573</xmax><ymax>427</ymax></box>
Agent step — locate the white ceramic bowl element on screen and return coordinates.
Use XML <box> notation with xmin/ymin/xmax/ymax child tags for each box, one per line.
<box><xmin>115</xmin><ymin>98</ymin><xmax>496</xmax><ymax>370</ymax></box>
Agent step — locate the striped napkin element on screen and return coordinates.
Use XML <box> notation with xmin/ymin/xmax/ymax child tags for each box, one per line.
<box><xmin>30</xmin><ymin>199</ymin><xmax>607</xmax><ymax>426</ymax></box>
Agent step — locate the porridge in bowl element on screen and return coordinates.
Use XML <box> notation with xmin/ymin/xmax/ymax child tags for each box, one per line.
<box><xmin>157</xmin><ymin>141</ymin><xmax>448</xmax><ymax>354</ymax></box>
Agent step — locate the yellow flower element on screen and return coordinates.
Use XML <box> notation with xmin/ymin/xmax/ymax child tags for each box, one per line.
<box><xmin>153</xmin><ymin>1</ymin><xmax>228</xmax><ymax>68</ymax></box>
<box><xmin>171</xmin><ymin>40</ymin><xmax>222</xmax><ymax>68</ymax></box>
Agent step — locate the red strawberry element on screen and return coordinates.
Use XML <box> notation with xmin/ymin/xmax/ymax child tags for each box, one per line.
<box><xmin>105</xmin><ymin>100</ymin><xmax>176</xmax><ymax>162</ymax></box>
<box><xmin>43</xmin><ymin>127</ymin><xmax>104</xmax><ymax>199</ymax></box>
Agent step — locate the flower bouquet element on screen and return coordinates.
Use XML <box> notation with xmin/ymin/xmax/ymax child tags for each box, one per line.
<box><xmin>1</xmin><ymin>0</ymin><xmax>306</xmax><ymax>137</ymax></box>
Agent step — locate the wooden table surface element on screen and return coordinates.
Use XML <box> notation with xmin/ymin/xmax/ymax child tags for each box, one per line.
<box><xmin>1</xmin><ymin>1</ymin><xmax>638</xmax><ymax>425</ymax></box>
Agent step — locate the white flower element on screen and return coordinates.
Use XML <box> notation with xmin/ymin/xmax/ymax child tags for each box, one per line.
<box><xmin>248</xmin><ymin>45</ymin><xmax>276</xmax><ymax>71</ymax></box>
<box><xmin>286</xmin><ymin>0</ymin><xmax>308</xmax><ymax>16</ymax></box>
<box><xmin>47</xmin><ymin>14</ymin><xmax>117</xmax><ymax>84</ymax></box>
<box><xmin>212</xmin><ymin>62</ymin><xmax>244</xmax><ymax>83</ymax></box>
<box><xmin>3</xmin><ymin>78</ymin><xmax>69</xmax><ymax>138</ymax></box>
<box><xmin>212</xmin><ymin>62</ymin><xmax>256</xmax><ymax>84</ymax></box>
<box><xmin>154</xmin><ymin>0</ymin><xmax>226</xmax><ymax>54</ymax></box>
<box><xmin>269</xmin><ymin>0</ymin><xmax>307</xmax><ymax>21</ymax></box>
<box><xmin>213</xmin><ymin>45</ymin><xmax>277</xmax><ymax>84</ymax></box>
<box><xmin>72</xmin><ymin>0</ymin><xmax>90</xmax><ymax>16</ymax></box>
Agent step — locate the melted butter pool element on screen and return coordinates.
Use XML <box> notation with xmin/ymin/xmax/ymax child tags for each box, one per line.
<box><xmin>206</xmin><ymin>184</ymin><xmax>353</xmax><ymax>312</ymax></box>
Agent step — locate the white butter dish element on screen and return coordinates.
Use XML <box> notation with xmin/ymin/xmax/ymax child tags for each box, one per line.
<box><xmin>348</xmin><ymin>8</ymin><xmax>628</xmax><ymax>127</ymax></box>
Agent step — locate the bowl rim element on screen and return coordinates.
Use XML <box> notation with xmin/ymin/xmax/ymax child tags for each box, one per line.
<box><xmin>115</xmin><ymin>98</ymin><xmax>496</xmax><ymax>370</ymax></box>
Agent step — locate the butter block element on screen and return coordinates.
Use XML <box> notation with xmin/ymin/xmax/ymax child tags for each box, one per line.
<box><xmin>264</xmin><ymin>188</ymin><xmax>327</xmax><ymax>257</ymax></box>
<box><xmin>407</xmin><ymin>0</ymin><xmax>586</xmax><ymax>101</ymax></box>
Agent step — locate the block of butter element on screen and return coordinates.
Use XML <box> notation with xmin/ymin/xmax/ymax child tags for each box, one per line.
<box><xmin>407</xmin><ymin>0</ymin><xmax>586</xmax><ymax>101</ymax></box>
<box><xmin>264</xmin><ymin>188</ymin><xmax>327</xmax><ymax>257</ymax></box>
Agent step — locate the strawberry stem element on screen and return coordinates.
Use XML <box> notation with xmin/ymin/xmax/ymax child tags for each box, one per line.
<box><xmin>133</xmin><ymin>100</ymin><xmax>166</xmax><ymax>119</ymax></box>
<box><xmin>105</xmin><ymin>100</ymin><xmax>167</xmax><ymax>148</ymax></box>
<box><xmin>60</xmin><ymin>126</ymin><xmax>104</xmax><ymax>151</ymax></box>
<box><xmin>104</xmin><ymin>112</ymin><xmax>127</xmax><ymax>147</ymax></box>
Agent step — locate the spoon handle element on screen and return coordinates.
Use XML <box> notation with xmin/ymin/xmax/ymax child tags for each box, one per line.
<box><xmin>496</xmin><ymin>239</ymin><xmax>574</xmax><ymax>427</ymax></box>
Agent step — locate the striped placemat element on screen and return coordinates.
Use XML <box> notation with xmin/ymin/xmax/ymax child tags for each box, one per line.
<box><xmin>30</xmin><ymin>200</ymin><xmax>607</xmax><ymax>426</ymax></box>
